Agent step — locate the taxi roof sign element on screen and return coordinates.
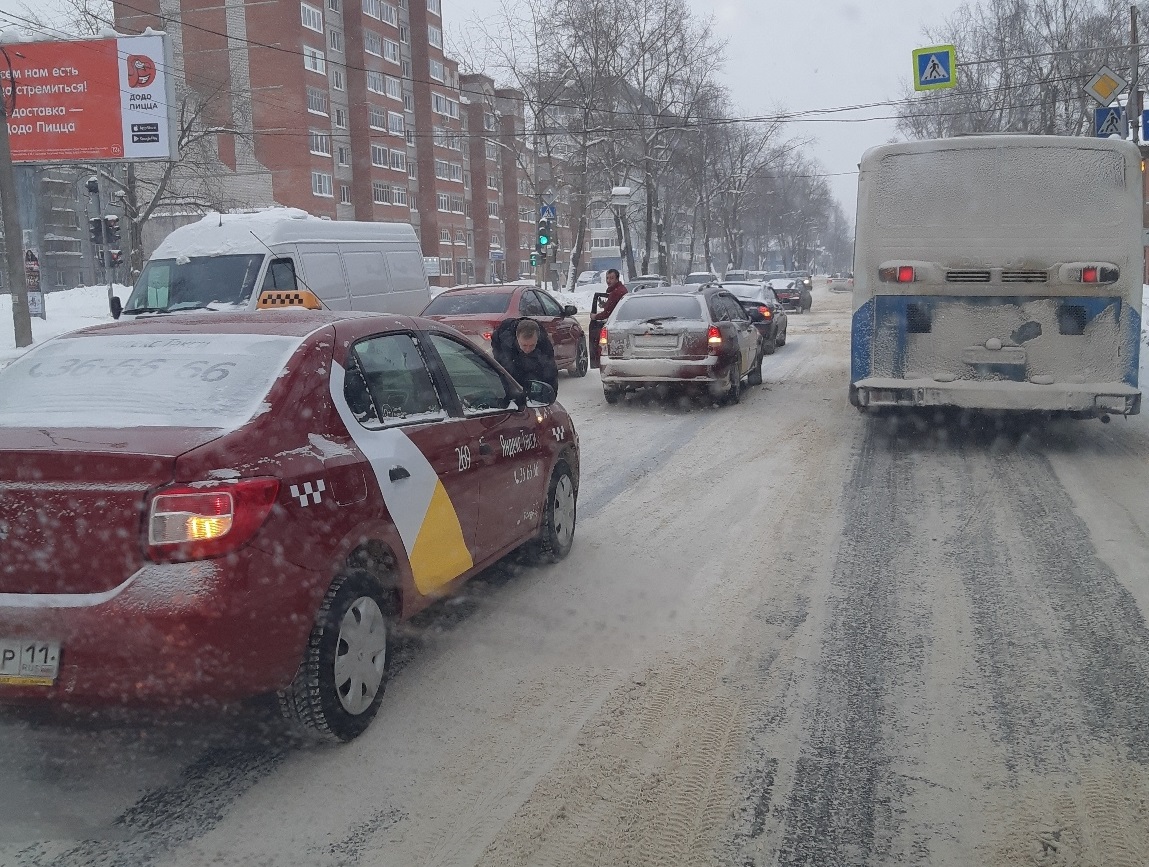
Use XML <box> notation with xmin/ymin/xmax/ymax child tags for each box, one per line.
<box><xmin>913</xmin><ymin>45</ymin><xmax>956</xmax><ymax>91</ymax></box>
<box><xmin>1085</xmin><ymin>65</ymin><xmax>1128</xmax><ymax>107</ymax></box>
<box><xmin>257</xmin><ymin>289</ymin><xmax>324</xmax><ymax>310</ymax></box>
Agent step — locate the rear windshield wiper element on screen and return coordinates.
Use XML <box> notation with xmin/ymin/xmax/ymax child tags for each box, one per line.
<box><xmin>641</xmin><ymin>316</ymin><xmax>679</xmax><ymax>324</ymax></box>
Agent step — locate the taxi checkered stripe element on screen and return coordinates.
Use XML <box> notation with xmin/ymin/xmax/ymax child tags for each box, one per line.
<box><xmin>259</xmin><ymin>292</ymin><xmax>307</xmax><ymax>308</ymax></box>
<box><xmin>289</xmin><ymin>480</ymin><xmax>325</xmax><ymax>506</ymax></box>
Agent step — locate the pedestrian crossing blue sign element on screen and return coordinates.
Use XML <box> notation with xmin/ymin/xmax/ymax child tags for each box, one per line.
<box><xmin>1094</xmin><ymin>106</ymin><xmax>1127</xmax><ymax>138</ymax></box>
<box><xmin>913</xmin><ymin>45</ymin><xmax>956</xmax><ymax>91</ymax></box>
<box><xmin>539</xmin><ymin>203</ymin><xmax>557</xmax><ymax>219</ymax></box>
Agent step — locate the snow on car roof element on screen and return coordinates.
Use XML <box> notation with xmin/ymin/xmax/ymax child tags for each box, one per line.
<box><xmin>67</xmin><ymin>309</ymin><xmax>390</xmax><ymax>340</ymax></box>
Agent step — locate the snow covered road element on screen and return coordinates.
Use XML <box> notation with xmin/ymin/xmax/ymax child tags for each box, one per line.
<box><xmin>3</xmin><ymin>282</ymin><xmax>1149</xmax><ymax>865</ymax></box>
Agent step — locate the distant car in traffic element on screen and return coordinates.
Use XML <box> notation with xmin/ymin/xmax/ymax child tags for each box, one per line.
<box><xmin>0</xmin><ymin>301</ymin><xmax>580</xmax><ymax>741</ymax></box>
<box><xmin>683</xmin><ymin>271</ymin><xmax>720</xmax><ymax>285</ymax></box>
<box><xmin>598</xmin><ymin>285</ymin><xmax>763</xmax><ymax>405</ymax></box>
<box><xmin>575</xmin><ymin>270</ymin><xmax>603</xmax><ymax>287</ymax></box>
<box><xmin>769</xmin><ymin>278</ymin><xmax>812</xmax><ymax>314</ymax></box>
<box><xmin>422</xmin><ymin>284</ymin><xmax>589</xmax><ymax>377</ymax></box>
<box><xmin>629</xmin><ymin>274</ymin><xmax>671</xmax><ymax>291</ymax></box>
<box><xmin>720</xmin><ymin>281</ymin><xmax>788</xmax><ymax>353</ymax></box>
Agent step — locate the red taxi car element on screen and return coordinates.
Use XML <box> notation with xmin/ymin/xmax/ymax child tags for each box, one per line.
<box><xmin>0</xmin><ymin>304</ymin><xmax>579</xmax><ymax>741</ymax></box>
<box><xmin>422</xmin><ymin>285</ymin><xmax>589</xmax><ymax>377</ymax></box>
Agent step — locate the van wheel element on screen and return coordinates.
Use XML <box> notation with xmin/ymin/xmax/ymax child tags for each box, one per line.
<box><xmin>569</xmin><ymin>340</ymin><xmax>589</xmax><ymax>377</ymax></box>
<box><xmin>279</xmin><ymin>571</ymin><xmax>392</xmax><ymax>742</ymax></box>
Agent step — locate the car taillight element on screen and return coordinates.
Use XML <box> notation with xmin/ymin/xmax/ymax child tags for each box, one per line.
<box><xmin>707</xmin><ymin>324</ymin><xmax>722</xmax><ymax>353</ymax></box>
<box><xmin>758</xmin><ymin>305</ymin><xmax>772</xmax><ymax>319</ymax></box>
<box><xmin>599</xmin><ymin>327</ymin><xmax>609</xmax><ymax>346</ymax></box>
<box><xmin>147</xmin><ymin>477</ymin><xmax>280</xmax><ymax>562</ymax></box>
<box><xmin>1075</xmin><ymin>265</ymin><xmax>1119</xmax><ymax>284</ymax></box>
<box><xmin>481</xmin><ymin>331</ymin><xmax>493</xmax><ymax>342</ymax></box>
<box><xmin>879</xmin><ymin>265</ymin><xmax>916</xmax><ymax>283</ymax></box>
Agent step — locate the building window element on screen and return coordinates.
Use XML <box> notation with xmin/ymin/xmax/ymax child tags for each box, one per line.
<box><xmin>385</xmin><ymin>75</ymin><xmax>402</xmax><ymax>99</ymax></box>
<box><xmin>403</xmin><ymin>94</ymin><xmax>414</xmax><ymax>111</ymax></box>
<box><xmin>491</xmin><ymin>233</ymin><xmax>502</xmax><ymax>247</ymax></box>
<box><xmin>328</xmin><ymin>28</ymin><xmax>343</xmax><ymax>52</ymax></box>
<box><xmin>301</xmin><ymin>2</ymin><xmax>323</xmax><ymax>32</ymax></box>
<box><xmin>307</xmin><ymin>86</ymin><xmax>328</xmax><ymax>115</ymax></box>
<box><xmin>303</xmin><ymin>46</ymin><xmax>326</xmax><ymax>75</ymax></box>
<box><xmin>338</xmin><ymin>145</ymin><xmax>350</xmax><ymax>166</ymax></box>
<box><xmin>388</xmin><ymin>111</ymin><xmax>404</xmax><ymax>134</ymax></box>
<box><xmin>373</xmin><ymin>181</ymin><xmax>391</xmax><ymax>204</ymax></box>
<box><xmin>434</xmin><ymin>160</ymin><xmax>449</xmax><ymax>180</ymax></box>
<box><xmin>366</xmin><ymin>70</ymin><xmax>385</xmax><ymax>94</ymax></box>
<box><xmin>487</xmin><ymin>174</ymin><xmax>499</xmax><ymax>190</ymax></box>
<box><xmin>439</xmin><ymin>229</ymin><xmax>451</xmax><ymax>243</ymax></box>
<box><xmin>439</xmin><ymin>258</ymin><xmax>453</xmax><ymax>276</ymax></box>
<box><xmin>383</xmin><ymin>39</ymin><xmax>400</xmax><ymax>63</ymax></box>
<box><xmin>463</xmin><ymin>170</ymin><xmax>470</xmax><ymax>189</ymax></box>
<box><xmin>455</xmin><ymin>230</ymin><xmax>465</xmax><ymax>244</ymax></box>
<box><xmin>431</xmin><ymin>92</ymin><xmax>458</xmax><ymax>119</ymax></box>
<box><xmin>437</xmin><ymin>192</ymin><xmax>451</xmax><ymax>212</ymax></box>
<box><xmin>451</xmin><ymin>195</ymin><xmax>464</xmax><ymax>213</ymax></box>
<box><xmin>484</xmin><ymin>112</ymin><xmax>496</xmax><ymax>131</ymax></box>
<box><xmin>401</xmin><ymin>59</ymin><xmax>412</xmax><ymax>78</ymax></box>
<box><xmin>487</xmin><ymin>202</ymin><xmax>499</xmax><ymax>217</ymax></box>
<box><xmin>399</xmin><ymin>23</ymin><xmax>409</xmax><ymax>43</ymax></box>
<box><xmin>408</xmin><ymin>157</ymin><xmax>416</xmax><ymax>176</ymax></box>
<box><xmin>393</xmin><ymin>186</ymin><xmax>407</xmax><ymax>205</ymax></box>
<box><xmin>519</xmin><ymin>207</ymin><xmax>530</xmax><ymax>222</ymax></box>
<box><xmin>406</xmin><ymin>129</ymin><xmax>416</xmax><ymax>146</ymax></box>
<box><xmin>363</xmin><ymin>30</ymin><xmax>383</xmax><ymax>56</ymax></box>
<box><xmin>339</xmin><ymin>184</ymin><xmax>352</xmax><ymax>204</ymax></box>
<box><xmin>429</xmin><ymin>59</ymin><xmax>444</xmax><ymax>81</ymax></box>
<box><xmin>362</xmin><ymin>0</ymin><xmax>396</xmax><ymax>23</ymax></box>
<box><xmin>327</xmin><ymin>0</ymin><xmax>340</xmax><ymax>10</ymax></box>
<box><xmin>369</xmin><ymin>105</ymin><xmax>386</xmax><ymax>129</ymax></box>
<box><xmin>427</xmin><ymin>25</ymin><xmax>443</xmax><ymax>48</ymax></box>
<box><xmin>309</xmin><ymin>129</ymin><xmax>331</xmax><ymax>155</ymax></box>
<box><xmin>485</xmin><ymin>141</ymin><xmax>497</xmax><ymax>160</ymax></box>
<box><xmin>381</xmin><ymin>1</ymin><xmax>397</xmax><ymax>24</ymax></box>
<box><xmin>591</xmin><ymin>237</ymin><xmax>614</xmax><ymax>248</ymax></box>
<box><xmin>334</xmin><ymin>107</ymin><xmax>347</xmax><ymax>128</ymax></box>
<box><xmin>312</xmin><ymin>171</ymin><xmax>334</xmax><ymax>197</ymax></box>
<box><xmin>371</xmin><ymin>144</ymin><xmax>387</xmax><ymax>166</ymax></box>
<box><xmin>390</xmin><ymin>150</ymin><xmax>406</xmax><ymax>171</ymax></box>
<box><xmin>449</xmin><ymin>162</ymin><xmax>462</xmax><ymax>181</ymax></box>
<box><xmin>331</xmin><ymin>67</ymin><xmax>345</xmax><ymax>90</ymax></box>
<box><xmin>427</xmin><ymin>0</ymin><xmax>440</xmax><ymax>14</ymax></box>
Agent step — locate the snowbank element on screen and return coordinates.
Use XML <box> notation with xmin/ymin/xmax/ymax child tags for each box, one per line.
<box><xmin>555</xmin><ymin>282</ymin><xmax>608</xmax><ymax>313</ymax></box>
<box><xmin>0</xmin><ymin>285</ymin><xmax>125</xmax><ymax>367</ymax></box>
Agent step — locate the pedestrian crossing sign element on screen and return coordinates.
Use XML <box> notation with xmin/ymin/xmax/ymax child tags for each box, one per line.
<box><xmin>913</xmin><ymin>45</ymin><xmax>956</xmax><ymax>91</ymax></box>
<box><xmin>1094</xmin><ymin>106</ymin><xmax>1127</xmax><ymax>138</ymax></box>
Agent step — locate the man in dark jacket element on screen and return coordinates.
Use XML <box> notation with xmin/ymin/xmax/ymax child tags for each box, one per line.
<box><xmin>492</xmin><ymin>317</ymin><xmax>560</xmax><ymax>395</ymax></box>
<box><xmin>591</xmin><ymin>268</ymin><xmax>628</xmax><ymax>322</ymax></box>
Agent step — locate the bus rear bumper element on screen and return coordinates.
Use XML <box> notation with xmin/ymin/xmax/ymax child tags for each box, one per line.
<box><xmin>850</xmin><ymin>377</ymin><xmax>1141</xmax><ymax>416</ymax></box>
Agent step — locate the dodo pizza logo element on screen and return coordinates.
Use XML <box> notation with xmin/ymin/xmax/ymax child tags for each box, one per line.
<box><xmin>127</xmin><ymin>55</ymin><xmax>156</xmax><ymax>88</ymax></box>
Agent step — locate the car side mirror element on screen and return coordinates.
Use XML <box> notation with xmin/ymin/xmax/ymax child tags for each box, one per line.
<box><xmin>563</xmin><ymin>304</ymin><xmax>578</xmax><ymax>317</ymax></box>
<box><xmin>109</xmin><ymin>295</ymin><xmax>123</xmax><ymax>319</ymax></box>
<box><xmin>525</xmin><ymin>380</ymin><xmax>557</xmax><ymax>406</ymax></box>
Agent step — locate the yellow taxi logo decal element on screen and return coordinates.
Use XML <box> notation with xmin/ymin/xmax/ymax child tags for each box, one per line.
<box><xmin>408</xmin><ymin>480</ymin><xmax>473</xmax><ymax>594</ymax></box>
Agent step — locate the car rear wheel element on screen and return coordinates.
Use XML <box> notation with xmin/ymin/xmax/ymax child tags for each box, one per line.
<box><xmin>778</xmin><ymin>326</ymin><xmax>787</xmax><ymax>347</ymax></box>
<box><xmin>718</xmin><ymin>359</ymin><xmax>741</xmax><ymax>405</ymax></box>
<box><xmin>569</xmin><ymin>339</ymin><xmax>589</xmax><ymax>377</ymax></box>
<box><xmin>763</xmin><ymin>332</ymin><xmax>777</xmax><ymax>355</ymax></box>
<box><xmin>279</xmin><ymin>571</ymin><xmax>392</xmax><ymax>742</ymax></box>
<box><xmin>747</xmin><ymin>347</ymin><xmax>764</xmax><ymax>386</ymax></box>
<box><xmin>528</xmin><ymin>461</ymin><xmax>577</xmax><ymax>562</ymax></box>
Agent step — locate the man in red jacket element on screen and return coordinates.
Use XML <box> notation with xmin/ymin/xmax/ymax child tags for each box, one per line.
<box><xmin>592</xmin><ymin>269</ymin><xmax>628</xmax><ymax>323</ymax></box>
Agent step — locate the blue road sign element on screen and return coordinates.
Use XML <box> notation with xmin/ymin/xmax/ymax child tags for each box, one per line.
<box><xmin>539</xmin><ymin>203</ymin><xmax>557</xmax><ymax>219</ymax></box>
<box><xmin>1141</xmin><ymin>109</ymin><xmax>1149</xmax><ymax>140</ymax></box>
<box><xmin>913</xmin><ymin>45</ymin><xmax>956</xmax><ymax>91</ymax></box>
<box><xmin>1095</xmin><ymin>106</ymin><xmax>1127</xmax><ymax>138</ymax></box>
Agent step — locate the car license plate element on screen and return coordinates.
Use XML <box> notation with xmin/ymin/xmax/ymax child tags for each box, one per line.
<box><xmin>634</xmin><ymin>334</ymin><xmax>678</xmax><ymax>348</ymax></box>
<box><xmin>0</xmin><ymin>639</ymin><xmax>61</xmax><ymax>686</ymax></box>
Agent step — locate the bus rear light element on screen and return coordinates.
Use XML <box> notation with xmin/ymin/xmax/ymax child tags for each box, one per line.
<box><xmin>879</xmin><ymin>265</ymin><xmax>917</xmax><ymax>283</ymax></box>
<box><xmin>1065</xmin><ymin>264</ymin><xmax>1119</xmax><ymax>284</ymax></box>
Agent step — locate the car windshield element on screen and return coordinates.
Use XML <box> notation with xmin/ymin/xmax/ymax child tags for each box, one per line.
<box><xmin>0</xmin><ymin>332</ymin><xmax>302</xmax><ymax>428</ymax></box>
<box><xmin>683</xmin><ymin>273</ymin><xmax>713</xmax><ymax>284</ymax></box>
<box><xmin>614</xmin><ymin>294</ymin><xmax>703</xmax><ymax>321</ymax></box>
<box><xmin>125</xmin><ymin>255</ymin><xmax>265</xmax><ymax>313</ymax></box>
<box><xmin>423</xmin><ymin>292</ymin><xmax>513</xmax><ymax>315</ymax></box>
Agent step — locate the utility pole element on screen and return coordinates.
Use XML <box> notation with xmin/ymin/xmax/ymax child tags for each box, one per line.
<box><xmin>1132</xmin><ymin>5</ymin><xmax>1141</xmax><ymax>143</ymax></box>
<box><xmin>0</xmin><ymin>49</ymin><xmax>31</xmax><ymax>348</ymax></box>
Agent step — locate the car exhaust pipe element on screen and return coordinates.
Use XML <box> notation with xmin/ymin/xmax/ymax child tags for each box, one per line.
<box><xmin>1100</xmin><ymin>414</ymin><xmax>1111</xmax><ymax>424</ymax></box>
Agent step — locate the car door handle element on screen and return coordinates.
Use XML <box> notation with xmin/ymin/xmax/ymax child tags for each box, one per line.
<box><xmin>389</xmin><ymin>465</ymin><xmax>411</xmax><ymax>482</ymax></box>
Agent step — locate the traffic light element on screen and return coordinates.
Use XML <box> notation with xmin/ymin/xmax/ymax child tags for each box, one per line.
<box><xmin>536</xmin><ymin>217</ymin><xmax>551</xmax><ymax>249</ymax></box>
<box><xmin>88</xmin><ymin>217</ymin><xmax>104</xmax><ymax>246</ymax></box>
<box><xmin>109</xmin><ymin>250</ymin><xmax>123</xmax><ymax>266</ymax></box>
<box><xmin>103</xmin><ymin>215</ymin><xmax>121</xmax><ymax>246</ymax></box>
<box><xmin>530</xmin><ymin>251</ymin><xmax>539</xmax><ymax>267</ymax></box>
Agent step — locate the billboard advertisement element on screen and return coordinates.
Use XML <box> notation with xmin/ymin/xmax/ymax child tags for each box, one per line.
<box><xmin>0</xmin><ymin>33</ymin><xmax>174</xmax><ymax>163</ymax></box>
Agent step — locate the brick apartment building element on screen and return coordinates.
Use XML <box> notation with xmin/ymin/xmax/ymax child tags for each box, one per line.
<box><xmin>112</xmin><ymin>0</ymin><xmax>568</xmax><ymax>288</ymax></box>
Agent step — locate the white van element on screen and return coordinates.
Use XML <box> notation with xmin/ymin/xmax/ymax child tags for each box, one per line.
<box><xmin>115</xmin><ymin>209</ymin><xmax>430</xmax><ymax>318</ymax></box>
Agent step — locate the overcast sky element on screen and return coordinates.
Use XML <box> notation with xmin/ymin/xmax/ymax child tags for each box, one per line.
<box><xmin>0</xmin><ymin>0</ymin><xmax>970</xmax><ymax>223</ymax></box>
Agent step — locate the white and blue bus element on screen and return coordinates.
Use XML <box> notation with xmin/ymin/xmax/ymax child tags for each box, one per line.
<box><xmin>850</xmin><ymin>135</ymin><xmax>1143</xmax><ymax>420</ymax></box>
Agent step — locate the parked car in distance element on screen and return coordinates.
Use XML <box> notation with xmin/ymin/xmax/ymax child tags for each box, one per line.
<box><xmin>724</xmin><ymin>269</ymin><xmax>751</xmax><ymax>282</ymax></box>
<box><xmin>598</xmin><ymin>285</ymin><xmax>763</xmax><ymax>405</ymax></box>
<box><xmin>576</xmin><ymin>270</ymin><xmax>603</xmax><ymax>287</ymax></box>
<box><xmin>422</xmin><ymin>284</ymin><xmax>589</xmax><ymax>377</ymax></box>
<box><xmin>0</xmin><ymin>302</ymin><xmax>580</xmax><ymax>741</ymax></box>
<box><xmin>683</xmin><ymin>272</ymin><xmax>720</xmax><ymax>285</ymax></box>
<box><xmin>720</xmin><ymin>281</ymin><xmax>788</xmax><ymax>354</ymax></box>
<box><xmin>769</xmin><ymin>277</ymin><xmax>812</xmax><ymax>314</ymax></box>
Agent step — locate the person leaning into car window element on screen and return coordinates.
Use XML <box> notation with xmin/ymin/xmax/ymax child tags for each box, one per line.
<box><xmin>591</xmin><ymin>269</ymin><xmax>628</xmax><ymax>322</ymax></box>
<box><xmin>492</xmin><ymin>316</ymin><xmax>560</xmax><ymax>396</ymax></box>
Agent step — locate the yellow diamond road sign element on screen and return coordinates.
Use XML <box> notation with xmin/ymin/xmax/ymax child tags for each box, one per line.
<box><xmin>1085</xmin><ymin>66</ymin><xmax>1127</xmax><ymax>107</ymax></box>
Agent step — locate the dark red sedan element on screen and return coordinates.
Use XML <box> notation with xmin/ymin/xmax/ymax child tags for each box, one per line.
<box><xmin>0</xmin><ymin>307</ymin><xmax>580</xmax><ymax>741</ymax></box>
<box><xmin>422</xmin><ymin>284</ymin><xmax>589</xmax><ymax>377</ymax></box>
